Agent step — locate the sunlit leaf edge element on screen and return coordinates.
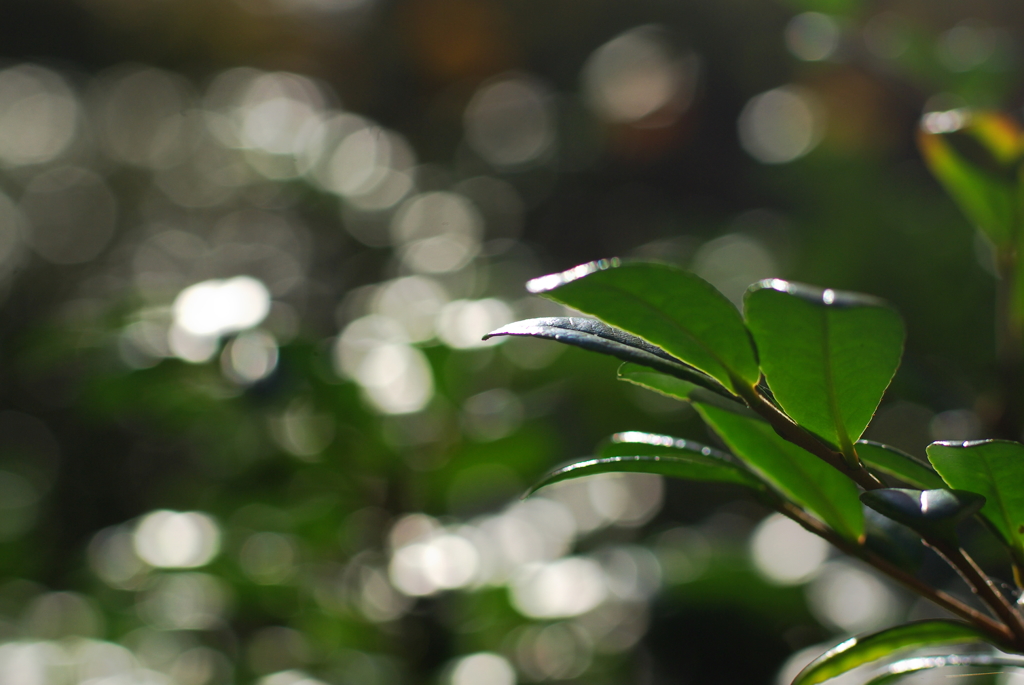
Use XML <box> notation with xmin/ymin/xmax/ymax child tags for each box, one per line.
<box><xmin>525</xmin><ymin>454</ymin><xmax>767</xmax><ymax>498</ymax></box>
<box><xmin>791</xmin><ymin>619</ymin><xmax>991</xmax><ymax>685</ymax></box>
<box><xmin>862</xmin><ymin>654</ymin><xmax>1024</xmax><ymax>685</ymax></box>
<box><xmin>484</xmin><ymin>317</ymin><xmax>736</xmax><ymax>399</ymax></box>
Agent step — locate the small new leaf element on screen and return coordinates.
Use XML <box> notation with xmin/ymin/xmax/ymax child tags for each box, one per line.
<box><xmin>744</xmin><ymin>280</ymin><xmax>904</xmax><ymax>462</ymax></box>
<box><xmin>791</xmin><ymin>620</ymin><xmax>991</xmax><ymax>685</ymax></box>
<box><xmin>527</xmin><ymin>261</ymin><xmax>759</xmax><ymax>393</ymax></box>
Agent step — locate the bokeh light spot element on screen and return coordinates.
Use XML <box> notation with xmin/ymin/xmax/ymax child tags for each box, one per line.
<box><xmin>0</xmin><ymin>65</ymin><xmax>78</xmax><ymax>166</ymax></box>
<box><xmin>785</xmin><ymin>13</ymin><xmax>841</xmax><ymax>62</ymax></box>
<box><xmin>133</xmin><ymin>510</ymin><xmax>221</xmax><ymax>569</ymax></box>
<box><xmin>173</xmin><ymin>276</ymin><xmax>271</xmax><ymax>338</ymax></box>
<box><xmin>450</xmin><ymin>652</ymin><xmax>516</xmax><ymax>685</ymax></box>
<box><xmin>582</xmin><ymin>25</ymin><xmax>697</xmax><ymax>125</ymax></box>
<box><xmin>738</xmin><ymin>85</ymin><xmax>824</xmax><ymax>164</ymax></box>
<box><xmin>465</xmin><ymin>73</ymin><xmax>555</xmax><ymax>168</ymax></box>
<box><xmin>750</xmin><ymin>513</ymin><xmax>829</xmax><ymax>585</ymax></box>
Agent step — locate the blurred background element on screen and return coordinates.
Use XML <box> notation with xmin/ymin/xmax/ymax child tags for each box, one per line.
<box><xmin>0</xmin><ymin>0</ymin><xmax>1018</xmax><ymax>683</ymax></box>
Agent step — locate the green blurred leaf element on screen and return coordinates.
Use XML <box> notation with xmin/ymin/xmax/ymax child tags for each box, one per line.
<box><xmin>860</xmin><ymin>488</ymin><xmax>985</xmax><ymax>543</ymax></box>
<box><xmin>696</xmin><ymin>402</ymin><xmax>864</xmax><ymax>541</ymax></box>
<box><xmin>744</xmin><ymin>280</ymin><xmax>904</xmax><ymax>460</ymax></box>
<box><xmin>528</xmin><ymin>261</ymin><xmax>759</xmax><ymax>393</ymax></box>
<box><xmin>856</xmin><ymin>441</ymin><xmax>945</xmax><ymax>490</ymax></box>
<box><xmin>927</xmin><ymin>440</ymin><xmax>1024</xmax><ymax>562</ymax></box>
<box><xmin>792</xmin><ymin>620</ymin><xmax>991</xmax><ymax>685</ymax></box>
<box><xmin>484</xmin><ymin>317</ymin><xmax>734</xmax><ymax>399</ymax></box>
<box><xmin>918</xmin><ymin>110</ymin><xmax>1023</xmax><ymax>248</ymax></box>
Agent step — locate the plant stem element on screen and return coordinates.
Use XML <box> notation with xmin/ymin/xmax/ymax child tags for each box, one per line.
<box><xmin>928</xmin><ymin>539</ymin><xmax>1024</xmax><ymax>649</ymax></box>
<box><xmin>777</xmin><ymin>501</ymin><xmax>1016</xmax><ymax>648</ymax></box>
<box><xmin>737</xmin><ymin>382</ymin><xmax>1024</xmax><ymax>645</ymax></box>
<box><xmin>737</xmin><ymin>384</ymin><xmax>885</xmax><ymax>491</ymax></box>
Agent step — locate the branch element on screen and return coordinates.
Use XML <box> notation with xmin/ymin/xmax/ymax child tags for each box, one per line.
<box><xmin>735</xmin><ymin>383</ymin><xmax>885</xmax><ymax>490</ymax></box>
<box><xmin>928</xmin><ymin>539</ymin><xmax>1024</xmax><ymax>650</ymax></box>
<box><xmin>735</xmin><ymin>380</ymin><xmax>1024</xmax><ymax>645</ymax></box>
<box><xmin>776</xmin><ymin>501</ymin><xmax>1015</xmax><ymax>648</ymax></box>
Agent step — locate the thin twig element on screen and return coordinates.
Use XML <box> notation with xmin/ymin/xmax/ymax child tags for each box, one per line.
<box><xmin>776</xmin><ymin>501</ymin><xmax>1015</xmax><ymax>648</ymax></box>
<box><xmin>734</xmin><ymin>380</ymin><xmax>1024</xmax><ymax>646</ymax></box>
<box><xmin>735</xmin><ymin>383</ymin><xmax>884</xmax><ymax>490</ymax></box>
<box><xmin>928</xmin><ymin>539</ymin><xmax>1024</xmax><ymax>650</ymax></box>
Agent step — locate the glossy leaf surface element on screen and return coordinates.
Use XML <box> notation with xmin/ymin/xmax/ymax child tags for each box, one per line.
<box><xmin>528</xmin><ymin>261</ymin><xmax>759</xmax><ymax>392</ymax></box>
<box><xmin>792</xmin><ymin>620</ymin><xmax>990</xmax><ymax>685</ymax></box>
<box><xmin>927</xmin><ymin>439</ymin><xmax>1024</xmax><ymax>561</ymax></box>
<box><xmin>600</xmin><ymin>430</ymin><xmax>735</xmax><ymax>461</ymax></box>
<box><xmin>483</xmin><ymin>317</ymin><xmax>735</xmax><ymax>399</ymax></box>
<box><xmin>860</xmin><ymin>488</ymin><xmax>985</xmax><ymax>543</ymax></box>
<box><xmin>918</xmin><ymin>110</ymin><xmax>1022</xmax><ymax>248</ymax></box>
<box><xmin>863</xmin><ymin>507</ymin><xmax>925</xmax><ymax>572</ymax></box>
<box><xmin>855</xmin><ymin>441</ymin><xmax>945</xmax><ymax>490</ymax></box>
<box><xmin>696</xmin><ymin>402</ymin><xmax>864</xmax><ymax>541</ymax></box>
<box><xmin>527</xmin><ymin>452</ymin><xmax>767</xmax><ymax>497</ymax></box>
<box><xmin>745</xmin><ymin>280</ymin><xmax>904</xmax><ymax>457</ymax></box>
<box><xmin>863</xmin><ymin>655</ymin><xmax>1021</xmax><ymax>685</ymax></box>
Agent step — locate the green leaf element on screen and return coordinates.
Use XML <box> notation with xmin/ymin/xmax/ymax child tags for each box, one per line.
<box><xmin>927</xmin><ymin>439</ymin><xmax>1024</xmax><ymax>563</ymax></box>
<box><xmin>860</xmin><ymin>488</ymin><xmax>985</xmax><ymax>544</ymax></box>
<box><xmin>695</xmin><ymin>402</ymin><xmax>864</xmax><ymax>541</ymax></box>
<box><xmin>862</xmin><ymin>654</ymin><xmax>1022</xmax><ymax>685</ymax></box>
<box><xmin>616</xmin><ymin>362</ymin><xmax>750</xmax><ymax>410</ymax></box>
<box><xmin>527</xmin><ymin>453</ymin><xmax>767</xmax><ymax>497</ymax></box>
<box><xmin>483</xmin><ymin>318</ymin><xmax>735</xmax><ymax>399</ymax></box>
<box><xmin>744</xmin><ymin>280</ymin><xmax>904</xmax><ymax>460</ymax></box>
<box><xmin>918</xmin><ymin>110</ymin><xmax>1023</xmax><ymax>248</ymax></box>
<box><xmin>792</xmin><ymin>620</ymin><xmax>991</xmax><ymax>685</ymax></box>
<box><xmin>855</xmin><ymin>441</ymin><xmax>945</xmax><ymax>490</ymax></box>
<box><xmin>527</xmin><ymin>261</ymin><xmax>759</xmax><ymax>393</ymax></box>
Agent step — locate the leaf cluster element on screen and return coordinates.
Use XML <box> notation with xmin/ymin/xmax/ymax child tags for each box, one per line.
<box><xmin>486</xmin><ymin>256</ymin><xmax>1024</xmax><ymax>683</ymax></box>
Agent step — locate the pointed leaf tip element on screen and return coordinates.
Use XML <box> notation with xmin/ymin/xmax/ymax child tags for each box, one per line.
<box><xmin>483</xmin><ymin>318</ymin><xmax>736</xmax><ymax>399</ymax></box>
